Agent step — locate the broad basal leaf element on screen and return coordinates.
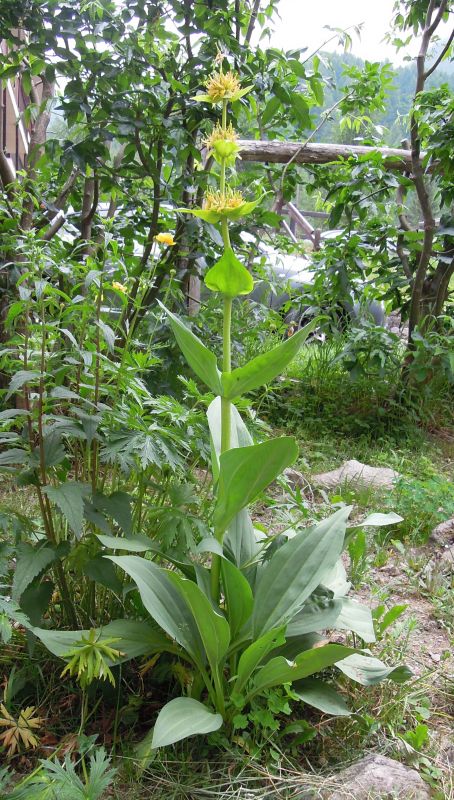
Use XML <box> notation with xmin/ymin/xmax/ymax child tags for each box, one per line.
<box><xmin>233</xmin><ymin>627</ymin><xmax>286</xmax><ymax>695</ymax></box>
<box><xmin>32</xmin><ymin>619</ymin><xmax>173</xmax><ymax>663</ymax></box>
<box><xmin>221</xmin><ymin>559</ymin><xmax>253</xmax><ymax>640</ymax></box>
<box><xmin>334</xmin><ymin>598</ymin><xmax>375</xmax><ymax>643</ymax></box>
<box><xmin>252</xmin><ymin>506</ymin><xmax>352</xmax><ymax>637</ymax></box>
<box><xmin>167</xmin><ymin>572</ymin><xmax>230</xmax><ymax>672</ymax></box>
<box><xmin>352</xmin><ymin>512</ymin><xmax>404</xmax><ymax>527</ymax></box>
<box><xmin>336</xmin><ymin>653</ymin><xmax>412</xmax><ymax>685</ymax></box>
<box><xmin>294</xmin><ymin>678</ymin><xmax>351</xmax><ymax>716</ymax></box>
<box><xmin>252</xmin><ymin>644</ymin><xmax>356</xmax><ymax>695</ymax></box>
<box><xmin>108</xmin><ymin>556</ymin><xmax>205</xmax><ymax>665</ymax></box>
<box><xmin>286</xmin><ymin>597</ymin><xmax>343</xmax><ymax>638</ymax></box>
<box><xmin>151</xmin><ymin>698</ymin><xmax>223</xmax><ymax>749</ymax></box>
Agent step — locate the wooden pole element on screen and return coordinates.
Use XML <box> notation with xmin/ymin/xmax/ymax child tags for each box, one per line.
<box><xmin>237</xmin><ymin>140</ymin><xmax>424</xmax><ymax>171</ymax></box>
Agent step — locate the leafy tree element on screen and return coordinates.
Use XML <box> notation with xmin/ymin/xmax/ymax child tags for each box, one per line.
<box><xmin>298</xmin><ymin>0</ymin><xmax>454</xmax><ymax>353</ymax></box>
<box><xmin>0</xmin><ymin>0</ymin><xmax>333</xmax><ymax>357</ymax></box>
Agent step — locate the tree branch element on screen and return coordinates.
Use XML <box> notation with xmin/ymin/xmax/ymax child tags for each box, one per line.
<box><xmin>424</xmin><ymin>27</ymin><xmax>454</xmax><ymax>80</ymax></box>
<box><xmin>54</xmin><ymin>168</ymin><xmax>79</xmax><ymax>209</ymax></box>
<box><xmin>20</xmin><ymin>74</ymin><xmax>55</xmax><ymax>231</ymax></box>
<box><xmin>245</xmin><ymin>0</ymin><xmax>260</xmax><ymax>45</ymax></box>
<box><xmin>42</xmin><ymin>210</ymin><xmax>65</xmax><ymax>241</ymax></box>
<box><xmin>396</xmin><ymin>233</ymin><xmax>413</xmax><ymax>281</ymax></box>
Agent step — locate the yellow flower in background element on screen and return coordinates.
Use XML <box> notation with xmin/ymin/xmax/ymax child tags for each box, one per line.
<box><xmin>155</xmin><ymin>232</ymin><xmax>176</xmax><ymax>246</ymax></box>
<box><xmin>112</xmin><ymin>281</ymin><xmax>127</xmax><ymax>293</ymax></box>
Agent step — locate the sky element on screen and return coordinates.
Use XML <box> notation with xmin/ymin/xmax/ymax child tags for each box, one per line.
<box><xmin>265</xmin><ymin>0</ymin><xmax>412</xmax><ymax>64</ymax></box>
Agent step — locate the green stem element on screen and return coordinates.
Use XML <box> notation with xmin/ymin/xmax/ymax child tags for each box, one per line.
<box><xmin>210</xmin><ymin>220</ymin><xmax>233</xmax><ymax>603</ymax></box>
<box><xmin>91</xmin><ymin>274</ymin><xmax>103</xmax><ymax>495</ymax></box>
<box><xmin>210</xmin><ymin>102</ymin><xmax>233</xmax><ymax>603</ymax></box>
<box><xmin>212</xmin><ymin>667</ymin><xmax>226</xmax><ymax>717</ymax></box>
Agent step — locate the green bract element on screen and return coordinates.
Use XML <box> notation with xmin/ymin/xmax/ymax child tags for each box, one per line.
<box><xmin>211</xmin><ymin>139</ymin><xmax>240</xmax><ymax>166</ymax></box>
<box><xmin>177</xmin><ymin>195</ymin><xmax>262</xmax><ymax>224</ymax></box>
<box><xmin>204</xmin><ymin>247</ymin><xmax>253</xmax><ymax>297</ymax></box>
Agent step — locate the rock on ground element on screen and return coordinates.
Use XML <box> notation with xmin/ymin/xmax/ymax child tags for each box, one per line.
<box><xmin>313</xmin><ymin>460</ymin><xmax>399</xmax><ymax>491</ymax></box>
<box><xmin>430</xmin><ymin>517</ymin><xmax>454</xmax><ymax>546</ymax></box>
<box><xmin>323</xmin><ymin>754</ymin><xmax>431</xmax><ymax>799</ymax></box>
<box><xmin>283</xmin><ymin>467</ymin><xmax>307</xmax><ymax>488</ymax></box>
<box><xmin>430</xmin><ymin>517</ymin><xmax>454</xmax><ymax>573</ymax></box>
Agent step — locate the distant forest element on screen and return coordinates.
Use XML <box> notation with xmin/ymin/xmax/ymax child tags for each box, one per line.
<box><xmin>317</xmin><ymin>50</ymin><xmax>454</xmax><ymax>146</ymax></box>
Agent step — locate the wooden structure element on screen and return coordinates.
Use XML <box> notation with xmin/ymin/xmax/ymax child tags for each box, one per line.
<box><xmin>237</xmin><ymin>140</ymin><xmax>418</xmax><ymax>171</ymax></box>
<box><xmin>0</xmin><ymin>40</ymin><xmax>30</xmax><ymax>175</ymax></box>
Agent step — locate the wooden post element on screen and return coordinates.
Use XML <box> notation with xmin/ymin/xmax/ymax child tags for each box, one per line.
<box><xmin>237</xmin><ymin>140</ymin><xmax>423</xmax><ymax>171</ymax></box>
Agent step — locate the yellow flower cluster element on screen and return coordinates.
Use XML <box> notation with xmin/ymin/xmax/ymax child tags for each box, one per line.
<box><xmin>203</xmin><ymin>188</ymin><xmax>244</xmax><ymax>213</ymax></box>
<box><xmin>203</xmin><ymin>122</ymin><xmax>237</xmax><ymax>150</ymax></box>
<box><xmin>204</xmin><ymin>122</ymin><xmax>240</xmax><ymax>165</ymax></box>
<box><xmin>205</xmin><ymin>69</ymin><xmax>241</xmax><ymax>103</ymax></box>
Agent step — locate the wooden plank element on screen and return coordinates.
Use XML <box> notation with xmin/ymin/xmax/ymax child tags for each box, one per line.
<box><xmin>237</xmin><ymin>140</ymin><xmax>418</xmax><ymax>171</ymax></box>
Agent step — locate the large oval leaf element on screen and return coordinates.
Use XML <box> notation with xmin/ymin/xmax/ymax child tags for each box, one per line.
<box><xmin>232</xmin><ymin>627</ymin><xmax>286</xmax><ymax>695</ymax></box>
<box><xmin>213</xmin><ymin>437</ymin><xmax>298</xmax><ymax>533</ymax></box>
<box><xmin>334</xmin><ymin>598</ymin><xmax>375</xmax><ymax>643</ymax></box>
<box><xmin>294</xmin><ymin>678</ymin><xmax>351</xmax><ymax>716</ymax></box>
<box><xmin>336</xmin><ymin>653</ymin><xmax>412</xmax><ymax>685</ymax></box>
<box><xmin>221</xmin><ymin>559</ymin><xmax>253</xmax><ymax>640</ymax></box>
<box><xmin>251</xmin><ymin>644</ymin><xmax>356</xmax><ymax>695</ymax></box>
<box><xmin>151</xmin><ymin>698</ymin><xmax>223</xmax><ymax>749</ymax></box>
<box><xmin>286</xmin><ymin>597</ymin><xmax>343</xmax><ymax>638</ymax></box>
<box><xmin>252</xmin><ymin>506</ymin><xmax>352</xmax><ymax>638</ymax></box>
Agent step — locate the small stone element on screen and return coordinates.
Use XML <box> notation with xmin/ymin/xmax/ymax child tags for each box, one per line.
<box><xmin>313</xmin><ymin>460</ymin><xmax>399</xmax><ymax>491</ymax></box>
<box><xmin>429</xmin><ymin>652</ymin><xmax>441</xmax><ymax>663</ymax></box>
<box><xmin>323</xmin><ymin>754</ymin><xmax>431</xmax><ymax>799</ymax></box>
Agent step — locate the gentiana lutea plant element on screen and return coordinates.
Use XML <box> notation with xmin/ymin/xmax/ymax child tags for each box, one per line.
<box><xmin>26</xmin><ymin>65</ymin><xmax>410</xmax><ymax>748</ymax></box>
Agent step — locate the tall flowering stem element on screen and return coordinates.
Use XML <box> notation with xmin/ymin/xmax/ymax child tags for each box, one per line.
<box><xmin>213</xmin><ymin>101</ymin><xmax>232</xmax><ymax>601</ymax></box>
<box><xmin>186</xmin><ymin>67</ymin><xmax>255</xmax><ymax>601</ymax></box>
